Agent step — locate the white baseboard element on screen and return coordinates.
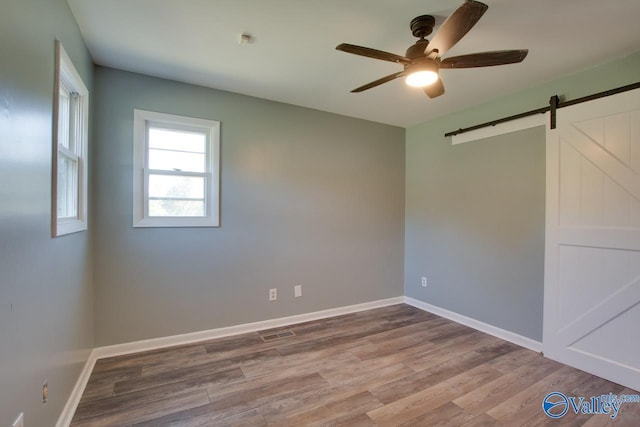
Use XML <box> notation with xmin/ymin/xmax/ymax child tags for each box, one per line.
<box><xmin>404</xmin><ymin>296</ymin><xmax>543</xmax><ymax>352</ymax></box>
<box><xmin>56</xmin><ymin>349</ymin><xmax>97</xmax><ymax>427</ymax></box>
<box><xmin>56</xmin><ymin>296</ymin><xmax>403</xmax><ymax>426</ymax></box>
<box><xmin>57</xmin><ymin>295</ymin><xmax>543</xmax><ymax>426</ymax></box>
<box><xmin>92</xmin><ymin>296</ymin><xmax>404</xmax><ymax>359</ymax></box>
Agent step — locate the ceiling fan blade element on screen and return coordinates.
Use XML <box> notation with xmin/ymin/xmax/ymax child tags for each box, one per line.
<box><xmin>424</xmin><ymin>78</ymin><xmax>445</xmax><ymax>98</ymax></box>
<box><xmin>336</xmin><ymin>43</ymin><xmax>411</xmax><ymax>65</ymax></box>
<box><xmin>351</xmin><ymin>71</ymin><xmax>406</xmax><ymax>93</ymax></box>
<box><xmin>426</xmin><ymin>0</ymin><xmax>488</xmax><ymax>57</ymax></box>
<box><xmin>441</xmin><ymin>50</ymin><xmax>529</xmax><ymax>68</ymax></box>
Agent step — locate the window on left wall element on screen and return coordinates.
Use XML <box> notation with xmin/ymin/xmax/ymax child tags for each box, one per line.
<box><xmin>52</xmin><ymin>40</ymin><xmax>89</xmax><ymax>237</ymax></box>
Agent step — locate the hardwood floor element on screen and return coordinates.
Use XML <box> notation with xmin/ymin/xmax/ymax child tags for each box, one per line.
<box><xmin>71</xmin><ymin>304</ymin><xmax>640</xmax><ymax>426</ymax></box>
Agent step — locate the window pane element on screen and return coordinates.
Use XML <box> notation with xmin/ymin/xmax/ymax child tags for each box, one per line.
<box><xmin>58</xmin><ymin>88</ymin><xmax>70</xmax><ymax>150</ymax></box>
<box><xmin>57</xmin><ymin>154</ymin><xmax>77</xmax><ymax>218</ymax></box>
<box><xmin>148</xmin><ymin>174</ymin><xmax>204</xmax><ymax>199</ymax></box>
<box><xmin>148</xmin><ymin>128</ymin><xmax>206</xmax><ymax>172</ymax></box>
<box><xmin>148</xmin><ymin>148</ymin><xmax>206</xmax><ymax>173</ymax></box>
<box><xmin>148</xmin><ymin>199</ymin><xmax>205</xmax><ymax>217</ymax></box>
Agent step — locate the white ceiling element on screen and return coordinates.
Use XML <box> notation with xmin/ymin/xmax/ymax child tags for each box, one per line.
<box><xmin>68</xmin><ymin>0</ymin><xmax>640</xmax><ymax>128</ymax></box>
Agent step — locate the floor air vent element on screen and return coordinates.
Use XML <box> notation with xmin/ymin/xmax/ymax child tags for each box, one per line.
<box><xmin>260</xmin><ymin>330</ymin><xmax>295</xmax><ymax>342</ymax></box>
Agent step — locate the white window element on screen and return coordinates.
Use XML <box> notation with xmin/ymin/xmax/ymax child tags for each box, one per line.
<box><xmin>52</xmin><ymin>40</ymin><xmax>89</xmax><ymax>237</ymax></box>
<box><xmin>133</xmin><ymin>110</ymin><xmax>220</xmax><ymax>227</ymax></box>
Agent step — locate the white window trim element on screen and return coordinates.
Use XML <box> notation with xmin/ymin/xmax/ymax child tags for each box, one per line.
<box><xmin>52</xmin><ymin>40</ymin><xmax>89</xmax><ymax>237</ymax></box>
<box><xmin>133</xmin><ymin>109</ymin><xmax>220</xmax><ymax>228</ymax></box>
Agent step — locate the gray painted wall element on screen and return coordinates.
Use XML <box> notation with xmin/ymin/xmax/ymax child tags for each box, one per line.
<box><xmin>92</xmin><ymin>67</ymin><xmax>405</xmax><ymax>346</ymax></box>
<box><xmin>405</xmin><ymin>52</ymin><xmax>640</xmax><ymax>341</ymax></box>
<box><xmin>2</xmin><ymin>2</ymin><xmax>637</xmax><ymax>419</ymax></box>
<box><xmin>0</xmin><ymin>0</ymin><xmax>94</xmax><ymax>425</ymax></box>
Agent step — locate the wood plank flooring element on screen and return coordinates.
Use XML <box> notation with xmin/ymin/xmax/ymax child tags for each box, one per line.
<box><xmin>71</xmin><ymin>304</ymin><xmax>640</xmax><ymax>426</ymax></box>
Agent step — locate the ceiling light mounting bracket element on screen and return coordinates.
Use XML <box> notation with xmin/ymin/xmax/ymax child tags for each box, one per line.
<box><xmin>410</xmin><ymin>15</ymin><xmax>436</xmax><ymax>39</ymax></box>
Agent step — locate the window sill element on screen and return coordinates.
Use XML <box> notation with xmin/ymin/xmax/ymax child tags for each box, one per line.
<box><xmin>133</xmin><ymin>217</ymin><xmax>219</xmax><ymax>228</ymax></box>
<box><xmin>54</xmin><ymin>218</ymin><xmax>87</xmax><ymax>237</ymax></box>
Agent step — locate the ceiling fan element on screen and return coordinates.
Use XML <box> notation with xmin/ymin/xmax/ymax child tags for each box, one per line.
<box><xmin>336</xmin><ymin>0</ymin><xmax>528</xmax><ymax>98</ymax></box>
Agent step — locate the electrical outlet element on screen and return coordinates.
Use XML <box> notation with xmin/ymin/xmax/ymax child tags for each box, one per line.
<box><xmin>12</xmin><ymin>412</ymin><xmax>24</xmax><ymax>427</ymax></box>
<box><xmin>421</xmin><ymin>277</ymin><xmax>427</xmax><ymax>287</ymax></box>
<box><xmin>269</xmin><ymin>288</ymin><xmax>277</xmax><ymax>301</ymax></box>
<box><xmin>42</xmin><ymin>380</ymin><xmax>48</xmax><ymax>404</ymax></box>
<box><xmin>294</xmin><ymin>285</ymin><xmax>302</xmax><ymax>298</ymax></box>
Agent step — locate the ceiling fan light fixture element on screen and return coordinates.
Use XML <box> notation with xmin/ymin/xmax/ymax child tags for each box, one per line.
<box><xmin>405</xmin><ymin>70</ymin><xmax>439</xmax><ymax>87</ymax></box>
<box><xmin>336</xmin><ymin>1</ymin><xmax>527</xmax><ymax>99</ymax></box>
<box><xmin>404</xmin><ymin>61</ymin><xmax>439</xmax><ymax>87</ymax></box>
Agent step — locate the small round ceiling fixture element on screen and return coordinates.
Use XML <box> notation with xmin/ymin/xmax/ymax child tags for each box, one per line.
<box><xmin>238</xmin><ymin>33</ymin><xmax>253</xmax><ymax>46</ymax></box>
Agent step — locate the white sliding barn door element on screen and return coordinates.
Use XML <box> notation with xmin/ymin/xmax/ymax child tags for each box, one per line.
<box><xmin>544</xmin><ymin>89</ymin><xmax>640</xmax><ymax>391</ymax></box>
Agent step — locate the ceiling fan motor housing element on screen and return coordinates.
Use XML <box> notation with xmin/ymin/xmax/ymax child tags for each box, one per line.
<box><xmin>405</xmin><ymin>39</ymin><xmax>430</xmax><ymax>59</ymax></box>
<box><xmin>404</xmin><ymin>58</ymin><xmax>439</xmax><ymax>76</ymax></box>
